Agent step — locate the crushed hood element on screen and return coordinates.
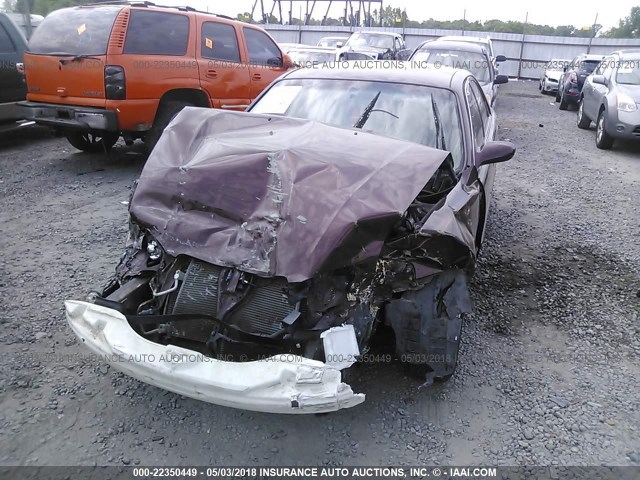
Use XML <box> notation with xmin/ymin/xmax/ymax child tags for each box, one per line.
<box><xmin>130</xmin><ymin>108</ymin><xmax>450</xmax><ymax>282</ymax></box>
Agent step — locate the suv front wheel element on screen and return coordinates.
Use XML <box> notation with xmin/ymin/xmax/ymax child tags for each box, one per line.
<box><xmin>65</xmin><ymin>132</ymin><xmax>119</xmax><ymax>152</ymax></box>
<box><xmin>596</xmin><ymin>110</ymin><xmax>614</xmax><ymax>150</ymax></box>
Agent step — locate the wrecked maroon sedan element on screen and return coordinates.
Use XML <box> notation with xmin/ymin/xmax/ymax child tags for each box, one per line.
<box><xmin>65</xmin><ymin>63</ymin><xmax>515</xmax><ymax>414</ymax></box>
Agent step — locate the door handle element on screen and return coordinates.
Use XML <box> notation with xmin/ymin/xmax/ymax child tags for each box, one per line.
<box><xmin>252</xmin><ymin>73</ymin><xmax>262</xmax><ymax>81</ymax></box>
<box><xmin>206</xmin><ymin>69</ymin><xmax>218</xmax><ymax>78</ymax></box>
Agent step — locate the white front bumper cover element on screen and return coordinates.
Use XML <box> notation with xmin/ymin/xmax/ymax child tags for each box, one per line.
<box><xmin>65</xmin><ymin>300</ymin><xmax>365</xmax><ymax>414</ymax></box>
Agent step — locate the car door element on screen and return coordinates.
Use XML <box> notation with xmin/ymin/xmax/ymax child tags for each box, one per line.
<box><xmin>197</xmin><ymin>20</ymin><xmax>250</xmax><ymax>110</ymax></box>
<box><xmin>0</xmin><ymin>17</ymin><xmax>26</xmax><ymax>105</ymax></box>
<box><xmin>582</xmin><ymin>59</ymin><xmax>605</xmax><ymax>119</ymax></box>
<box><xmin>242</xmin><ymin>27</ymin><xmax>288</xmax><ymax>99</ymax></box>
<box><xmin>465</xmin><ymin>78</ymin><xmax>495</xmax><ymax>246</ymax></box>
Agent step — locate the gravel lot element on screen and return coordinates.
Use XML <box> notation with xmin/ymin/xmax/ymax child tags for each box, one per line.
<box><xmin>0</xmin><ymin>80</ymin><xmax>639</xmax><ymax>467</ymax></box>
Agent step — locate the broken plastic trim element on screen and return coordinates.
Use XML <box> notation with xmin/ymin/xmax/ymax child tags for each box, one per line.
<box><xmin>64</xmin><ymin>301</ymin><xmax>365</xmax><ymax>414</ymax></box>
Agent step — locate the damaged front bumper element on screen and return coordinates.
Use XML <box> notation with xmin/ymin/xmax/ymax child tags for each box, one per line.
<box><xmin>65</xmin><ymin>300</ymin><xmax>365</xmax><ymax>414</ymax></box>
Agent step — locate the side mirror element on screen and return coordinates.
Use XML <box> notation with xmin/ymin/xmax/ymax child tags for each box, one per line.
<box><xmin>282</xmin><ymin>54</ymin><xmax>295</xmax><ymax>69</ymax></box>
<box><xmin>476</xmin><ymin>141</ymin><xmax>515</xmax><ymax>167</ymax></box>
<box><xmin>495</xmin><ymin>54</ymin><xmax>506</xmax><ymax>63</ymax></box>
<box><xmin>563</xmin><ymin>65</ymin><xmax>567</xmax><ymax>72</ymax></box>
<box><xmin>267</xmin><ymin>56</ymin><xmax>283</xmax><ymax>68</ymax></box>
<box><xmin>336</xmin><ymin>42</ymin><xmax>343</xmax><ymax>48</ymax></box>
<box><xmin>592</xmin><ymin>74</ymin><xmax>607</xmax><ymax>86</ymax></box>
<box><xmin>494</xmin><ymin>74</ymin><xmax>509</xmax><ymax>85</ymax></box>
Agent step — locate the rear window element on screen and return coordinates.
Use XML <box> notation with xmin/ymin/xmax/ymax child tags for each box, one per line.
<box><xmin>581</xmin><ymin>61</ymin><xmax>600</xmax><ymax>74</ymax></box>
<box><xmin>124</xmin><ymin>10</ymin><xmax>189</xmax><ymax>56</ymax></box>
<box><xmin>28</xmin><ymin>6</ymin><xmax>121</xmax><ymax>55</ymax></box>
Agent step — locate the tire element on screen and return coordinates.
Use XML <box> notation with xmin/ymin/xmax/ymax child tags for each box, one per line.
<box><xmin>559</xmin><ymin>91</ymin><xmax>568</xmax><ymax>110</ymax></box>
<box><xmin>65</xmin><ymin>131</ymin><xmax>118</xmax><ymax>152</ymax></box>
<box><xmin>145</xmin><ymin>101</ymin><xmax>194</xmax><ymax>154</ymax></box>
<box><xmin>577</xmin><ymin>101</ymin><xmax>591</xmax><ymax>129</ymax></box>
<box><xmin>540</xmin><ymin>79</ymin><xmax>546</xmax><ymax>94</ymax></box>
<box><xmin>596</xmin><ymin>110</ymin><xmax>614</xmax><ymax>150</ymax></box>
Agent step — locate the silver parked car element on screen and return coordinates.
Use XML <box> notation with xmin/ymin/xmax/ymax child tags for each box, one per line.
<box><xmin>539</xmin><ymin>59</ymin><xmax>569</xmax><ymax>94</ymax></box>
<box><xmin>577</xmin><ymin>50</ymin><xmax>640</xmax><ymax>149</ymax></box>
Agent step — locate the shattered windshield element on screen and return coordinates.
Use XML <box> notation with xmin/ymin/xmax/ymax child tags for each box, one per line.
<box><xmin>346</xmin><ymin>33</ymin><xmax>394</xmax><ymax>49</ymax></box>
<box><xmin>251</xmin><ymin>78</ymin><xmax>464</xmax><ymax>168</ymax></box>
<box><xmin>411</xmin><ymin>49</ymin><xmax>492</xmax><ymax>83</ymax></box>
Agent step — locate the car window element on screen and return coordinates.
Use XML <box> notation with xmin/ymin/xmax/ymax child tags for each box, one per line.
<box><xmin>243</xmin><ymin>27</ymin><xmax>281</xmax><ymax>66</ymax></box>
<box><xmin>0</xmin><ymin>23</ymin><xmax>16</xmax><ymax>53</ymax></box>
<box><xmin>411</xmin><ymin>49</ymin><xmax>492</xmax><ymax>84</ymax></box>
<box><xmin>593</xmin><ymin>60</ymin><xmax>606</xmax><ymax>76</ymax></box>
<box><xmin>616</xmin><ymin>60</ymin><xmax>640</xmax><ymax>85</ymax></box>
<box><xmin>251</xmin><ymin>78</ymin><xmax>465</xmax><ymax>169</ymax></box>
<box><xmin>470</xmin><ymin>80</ymin><xmax>491</xmax><ymax>121</ymax></box>
<box><xmin>465</xmin><ymin>80</ymin><xmax>485</xmax><ymax>149</ymax></box>
<box><xmin>27</xmin><ymin>6</ymin><xmax>121</xmax><ymax>55</ymax></box>
<box><xmin>602</xmin><ymin>57</ymin><xmax>615</xmax><ymax>80</ymax></box>
<box><xmin>201</xmin><ymin>21</ymin><xmax>240</xmax><ymax>63</ymax></box>
<box><xmin>124</xmin><ymin>10</ymin><xmax>189</xmax><ymax>56</ymax></box>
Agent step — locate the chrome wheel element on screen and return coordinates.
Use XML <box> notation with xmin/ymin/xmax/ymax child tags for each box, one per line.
<box><xmin>596</xmin><ymin>114</ymin><xmax>603</xmax><ymax>142</ymax></box>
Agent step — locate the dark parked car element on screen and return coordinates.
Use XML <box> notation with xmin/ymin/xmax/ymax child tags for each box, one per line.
<box><xmin>577</xmin><ymin>50</ymin><xmax>640</xmax><ymax>149</ymax></box>
<box><xmin>0</xmin><ymin>12</ymin><xmax>27</xmax><ymax>128</ymax></box>
<box><xmin>409</xmin><ymin>40</ymin><xmax>508</xmax><ymax>107</ymax></box>
<box><xmin>556</xmin><ymin>53</ymin><xmax>603</xmax><ymax>110</ymax></box>
<box><xmin>65</xmin><ymin>63</ymin><xmax>515</xmax><ymax>414</ymax></box>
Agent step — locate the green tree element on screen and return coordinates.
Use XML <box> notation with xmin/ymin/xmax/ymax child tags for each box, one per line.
<box><xmin>603</xmin><ymin>6</ymin><xmax>640</xmax><ymax>38</ymax></box>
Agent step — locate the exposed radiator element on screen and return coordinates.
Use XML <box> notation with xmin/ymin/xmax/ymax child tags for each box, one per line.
<box><xmin>165</xmin><ymin>259</ymin><xmax>298</xmax><ymax>338</ymax></box>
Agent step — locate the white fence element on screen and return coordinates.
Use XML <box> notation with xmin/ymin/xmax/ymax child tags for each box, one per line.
<box><xmin>263</xmin><ymin>25</ymin><xmax>640</xmax><ymax>79</ymax></box>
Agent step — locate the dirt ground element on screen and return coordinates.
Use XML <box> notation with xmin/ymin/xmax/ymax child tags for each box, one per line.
<box><xmin>0</xmin><ymin>80</ymin><xmax>639</xmax><ymax>467</ymax></box>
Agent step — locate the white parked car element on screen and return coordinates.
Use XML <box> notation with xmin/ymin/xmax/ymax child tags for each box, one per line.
<box><xmin>317</xmin><ymin>36</ymin><xmax>349</xmax><ymax>48</ymax></box>
<box><xmin>539</xmin><ymin>59</ymin><xmax>570</xmax><ymax>94</ymax></box>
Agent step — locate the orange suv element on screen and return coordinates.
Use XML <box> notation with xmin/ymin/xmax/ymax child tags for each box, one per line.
<box><xmin>19</xmin><ymin>3</ymin><xmax>292</xmax><ymax>152</ymax></box>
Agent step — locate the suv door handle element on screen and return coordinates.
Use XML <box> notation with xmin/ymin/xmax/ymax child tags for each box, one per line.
<box><xmin>206</xmin><ymin>69</ymin><xmax>218</xmax><ymax>78</ymax></box>
<box><xmin>252</xmin><ymin>73</ymin><xmax>262</xmax><ymax>81</ymax></box>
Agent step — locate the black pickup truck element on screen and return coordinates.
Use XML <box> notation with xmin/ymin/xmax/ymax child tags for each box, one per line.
<box><xmin>0</xmin><ymin>12</ymin><xmax>27</xmax><ymax>128</ymax></box>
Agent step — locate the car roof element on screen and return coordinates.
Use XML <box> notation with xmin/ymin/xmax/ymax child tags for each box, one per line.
<box><xmin>319</xmin><ymin>36</ymin><xmax>349</xmax><ymax>39</ymax></box>
<box><xmin>610</xmin><ymin>50</ymin><xmax>640</xmax><ymax>60</ymax></box>
<box><xmin>577</xmin><ymin>54</ymin><xmax>604</xmax><ymax>61</ymax></box>
<box><xmin>415</xmin><ymin>40</ymin><xmax>486</xmax><ymax>54</ymax></box>
<box><xmin>350</xmin><ymin>31</ymin><xmax>399</xmax><ymax>37</ymax></box>
<box><xmin>439</xmin><ymin>35</ymin><xmax>491</xmax><ymax>43</ymax></box>
<box><xmin>279</xmin><ymin>61</ymin><xmax>468</xmax><ymax>89</ymax></box>
<box><xmin>289</xmin><ymin>46</ymin><xmax>335</xmax><ymax>52</ymax></box>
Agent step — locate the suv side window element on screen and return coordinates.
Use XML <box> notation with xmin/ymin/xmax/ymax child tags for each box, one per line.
<box><xmin>465</xmin><ymin>80</ymin><xmax>485</xmax><ymax>149</ymax></box>
<box><xmin>201</xmin><ymin>22</ymin><xmax>240</xmax><ymax>63</ymax></box>
<box><xmin>0</xmin><ymin>23</ymin><xmax>16</xmax><ymax>53</ymax></box>
<box><xmin>124</xmin><ymin>10</ymin><xmax>189</xmax><ymax>56</ymax></box>
<box><xmin>394</xmin><ymin>37</ymin><xmax>401</xmax><ymax>51</ymax></box>
<box><xmin>243</xmin><ymin>27</ymin><xmax>281</xmax><ymax>66</ymax></box>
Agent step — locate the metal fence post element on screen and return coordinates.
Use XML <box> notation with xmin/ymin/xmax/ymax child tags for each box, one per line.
<box><xmin>516</xmin><ymin>12</ymin><xmax>528</xmax><ymax>80</ymax></box>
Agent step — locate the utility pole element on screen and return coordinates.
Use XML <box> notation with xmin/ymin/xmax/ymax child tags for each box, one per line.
<box><xmin>587</xmin><ymin>12</ymin><xmax>598</xmax><ymax>54</ymax></box>
<box><xmin>461</xmin><ymin>9</ymin><xmax>466</xmax><ymax>36</ymax></box>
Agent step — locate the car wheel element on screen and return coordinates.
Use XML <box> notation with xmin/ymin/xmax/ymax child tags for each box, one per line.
<box><xmin>596</xmin><ymin>110</ymin><xmax>614</xmax><ymax>150</ymax></box>
<box><xmin>145</xmin><ymin>101</ymin><xmax>194</xmax><ymax>154</ymax></box>
<box><xmin>539</xmin><ymin>80</ymin><xmax>542</xmax><ymax>91</ymax></box>
<box><xmin>541</xmin><ymin>79</ymin><xmax>546</xmax><ymax>94</ymax></box>
<box><xmin>577</xmin><ymin>101</ymin><xmax>591</xmax><ymax>129</ymax></box>
<box><xmin>65</xmin><ymin>132</ymin><xmax>119</xmax><ymax>152</ymax></box>
<box><xmin>559</xmin><ymin>91</ymin><xmax>569</xmax><ymax>110</ymax></box>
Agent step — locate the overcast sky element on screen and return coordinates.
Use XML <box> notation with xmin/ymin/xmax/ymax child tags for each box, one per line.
<box><xmin>155</xmin><ymin>0</ymin><xmax>636</xmax><ymax>30</ymax></box>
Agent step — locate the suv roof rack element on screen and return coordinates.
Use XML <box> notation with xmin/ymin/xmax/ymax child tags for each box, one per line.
<box><xmin>81</xmin><ymin>1</ymin><xmax>234</xmax><ymax>20</ymax></box>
